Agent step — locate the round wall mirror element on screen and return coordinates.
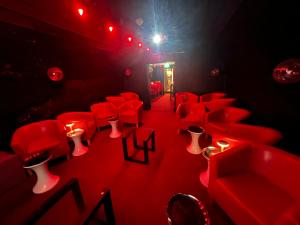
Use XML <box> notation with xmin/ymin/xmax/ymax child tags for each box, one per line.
<box><xmin>273</xmin><ymin>59</ymin><xmax>300</xmax><ymax>84</ymax></box>
<box><xmin>47</xmin><ymin>67</ymin><xmax>64</xmax><ymax>81</ymax></box>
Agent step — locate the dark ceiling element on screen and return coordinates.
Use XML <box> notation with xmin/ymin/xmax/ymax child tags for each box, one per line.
<box><xmin>108</xmin><ymin>0</ymin><xmax>244</xmax><ymax>52</ymax></box>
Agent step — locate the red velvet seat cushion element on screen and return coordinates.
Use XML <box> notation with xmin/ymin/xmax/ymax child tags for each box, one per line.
<box><xmin>214</xmin><ymin>172</ymin><xmax>293</xmax><ymax>225</ymax></box>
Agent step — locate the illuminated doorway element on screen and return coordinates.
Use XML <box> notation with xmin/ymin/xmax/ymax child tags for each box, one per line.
<box><xmin>148</xmin><ymin>61</ymin><xmax>175</xmax><ymax>94</ymax></box>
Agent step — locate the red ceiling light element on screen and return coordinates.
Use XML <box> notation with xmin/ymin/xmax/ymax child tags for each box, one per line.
<box><xmin>127</xmin><ymin>36</ymin><xmax>133</xmax><ymax>42</ymax></box>
<box><xmin>138</xmin><ymin>42</ymin><xmax>142</xmax><ymax>48</ymax></box>
<box><xmin>146</xmin><ymin>47</ymin><xmax>150</xmax><ymax>51</ymax></box>
<box><xmin>77</xmin><ymin>8</ymin><xmax>84</xmax><ymax>16</ymax></box>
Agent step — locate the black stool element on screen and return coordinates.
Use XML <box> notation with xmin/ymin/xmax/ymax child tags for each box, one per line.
<box><xmin>122</xmin><ymin>127</ymin><xmax>155</xmax><ymax>164</ymax></box>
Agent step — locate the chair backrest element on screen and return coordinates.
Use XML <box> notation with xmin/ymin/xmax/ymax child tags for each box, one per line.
<box><xmin>207</xmin><ymin>107</ymin><xmax>251</xmax><ymax>123</ymax></box>
<box><xmin>12</xmin><ymin>120</ymin><xmax>62</xmax><ymax>142</ymax></box>
<box><xmin>105</xmin><ymin>96</ymin><xmax>126</xmax><ymax>108</ymax></box>
<box><xmin>167</xmin><ymin>193</ymin><xmax>210</xmax><ymax>225</ymax></box>
<box><xmin>10</xmin><ymin>120</ymin><xmax>64</xmax><ymax>157</ymax></box>
<box><xmin>175</xmin><ymin>92</ymin><xmax>199</xmax><ymax>109</ymax></box>
<box><xmin>204</xmin><ymin>98</ymin><xmax>236</xmax><ymax>112</ymax></box>
<box><xmin>90</xmin><ymin>102</ymin><xmax>116</xmax><ymax>114</ymax></box>
<box><xmin>200</xmin><ymin>92</ymin><xmax>226</xmax><ymax>102</ymax></box>
<box><xmin>57</xmin><ymin>112</ymin><xmax>93</xmax><ymax>121</ymax></box>
<box><xmin>120</xmin><ymin>92</ymin><xmax>139</xmax><ymax>101</ymax></box>
<box><xmin>249</xmin><ymin>144</ymin><xmax>300</xmax><ymax>200</ymax></box>
<box><xmin>226</xmin><ymin>123</ymin><xmax>282</xmax><ymax>145</ymax></box>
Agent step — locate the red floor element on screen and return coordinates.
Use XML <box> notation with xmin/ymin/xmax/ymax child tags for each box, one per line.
<box><xmin>7</xmin><ymin>94</ymin><xmax>234</xmax><ymax>225</ymax></box>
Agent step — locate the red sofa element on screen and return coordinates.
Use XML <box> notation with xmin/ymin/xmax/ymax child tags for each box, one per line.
<box><xmin>209</xmin><ymin>143</ymin><xmax>300</xmax><ymax>225</ymax></box>
<box><xmin>206</xmin><ymin>122</ymin><xmax>282</xmax><ymax>145</ymax></box>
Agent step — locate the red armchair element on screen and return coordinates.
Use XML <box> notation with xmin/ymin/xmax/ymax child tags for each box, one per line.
<box><xmin>118</xmin><ymin>100</ymin><xmax>143</xmax><ymax>127</ymax></box>
<box><xmin>200</xmin><ymin>92</ymin><xmax>226</xmax><ymax>102</ymax></box>
<box><xmin>175</xmin><ymin>92</ymin><xmax>199</xmax><ymax>110</ymax></box>
<box><xmin>209</xmin><ymin>143</ymin><xmax>300</xmax><ymax>225</ymax></box>
<box><xmin>176</xmin><ymin>102</ymin><xmax>207</xmax><ymax>131</ymax></box>
<box><xmin>10</xmin><ymin>120</ymin><xmax>70</xmax><ymax>160</ymax></box>
<box><xmin>56</xmin><ymin>112</ymin><xmax>97</xmax><ymax>145</ymax></box>
<box><xmin>203</xmin><ymin>98</ymin><xmax>236</xmax><ymax>112</ymax></box>
<box><xmin>90</xmin><ymin>102</ymin><xmax>118</xmax><ymax>129</ymax></box>
<box><xmin>120</xmin><ymin>92</ymin><xmax>139</xmax><ymax>101</ymax></box>
<box><xmin>206</xmin><ymin>122</ymin><xmax>282</xmax><ymax>145</ymax></box>
<box><xmin>150</xmin><ymin>81</ymin><xmax>162</xmax><ymax>97</ymax></box>
<box><xmin>105</xmin><ymin>96</ymin><xmax>126</xmax><ymax>108</ymax></box>
<box><xmin>207</xmin><ymin>106</ymin><xmax>251</xmax><ymax>123</ymax></box>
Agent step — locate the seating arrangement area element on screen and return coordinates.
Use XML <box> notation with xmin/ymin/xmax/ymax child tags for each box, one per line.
<box><xmin>1</xmin><ymin>2</ymin><xmax>299</xmax><ymax>224</ymax></box>
<box><xmin>2</xmin><ymin>91</ymin><xmax>299</xmax><ymax>225</ymax></box>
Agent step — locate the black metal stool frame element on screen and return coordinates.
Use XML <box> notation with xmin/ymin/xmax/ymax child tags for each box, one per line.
<box><xmin>122</xmin><ymin>128</ymin><xmax>155</xmax><ymax>164</ymax></box>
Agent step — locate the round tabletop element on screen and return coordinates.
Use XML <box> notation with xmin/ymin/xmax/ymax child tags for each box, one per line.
<box><xmin>202</xmin><ymin>146</ymin><xmax>221</xmax><ymax>160</ymax></box>
<box><xmin>23</xmin><ymin>151</ymin><xmax>51</xmax><ymax>168</ymax></box>
<box><xmin>188</xmin><ymin>126</ymin><xmax>204</xmax><ymax>134</ymax></box>
<box><xmin>67</xmin><ymin>128</ymin><xmax>84</xmax><ymax>137</ymax></box>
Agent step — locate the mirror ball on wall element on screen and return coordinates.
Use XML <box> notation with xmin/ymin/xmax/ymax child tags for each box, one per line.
<box><xmin>124</xmin><ymin>68</ymin><xmax>133</xmax><ymax>77</ymax></box>
<box><xmin>210</xmin><ymin>68</ymin><xmax>220</xmax><ymax>77</ymax></box>
<box><xmin>273</xmin><ymin>59</ymin><xmax>300</xmax><ymax>84</ymax></box>
<box><xmin>47</xmin><ymin>67</ymin><xmax>64</xmax><ymax>81</ymax></box>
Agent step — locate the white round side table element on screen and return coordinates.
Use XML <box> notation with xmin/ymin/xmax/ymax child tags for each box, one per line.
<box><xmin>67</xmin><ymin>128</ymin><xmax>88</xmax><ymax>156</ymax></box>
<box><xmin>200</xmin><ymin>146</ymin><xmax>221</xmax><ymax>188</ymax></box>
<box><xmin>24</xmin><ymin>152</ymin><xmax>60</xmax><ymax>194</ymax></box>
<box><xmin>186</xmin><ymin>126</ymin><xmax>204</xmax><ymax>154</ymax></box>
<box><xmin>108</xmin><ymin>117</ymin><xmax>121</xmax><ymax>138</ymax></box>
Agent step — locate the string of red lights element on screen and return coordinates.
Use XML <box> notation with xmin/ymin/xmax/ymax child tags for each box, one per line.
<box><xmin>76</xmin><ymin>6</ymin><xmax>151</xmax><ymax>52</ymax></box>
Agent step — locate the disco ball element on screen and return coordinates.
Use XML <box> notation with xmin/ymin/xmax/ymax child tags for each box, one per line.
<box><xmin>124</xmin><ymin>68</ymin><xmax>132</xmax><ymax>77</ymax></box>
<box><xmin>273</xmin><ymin>59</ymin><xmax>300</xmax><ymax>84</ymax></box>
<box><xmin>47</xmin><ymin>67</ymin><xmax>64</xmax><ymax>81</ymax></box>
<box><xmin>210</xmin><ymin>68</ymin><xmax>220</xmax><ymax>77</ymax></box>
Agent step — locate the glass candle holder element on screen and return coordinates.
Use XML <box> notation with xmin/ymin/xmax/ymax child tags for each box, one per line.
<box><xmin>216</xmin><ymin>140</ymin><xmax>230</xmax><ymax>152</ymax></box>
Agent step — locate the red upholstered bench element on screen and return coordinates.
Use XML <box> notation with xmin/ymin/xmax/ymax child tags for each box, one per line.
<box><xmin>208</xmin><ymin>143</ymin><xmax>300</xmax><ymax>225</ymax></box>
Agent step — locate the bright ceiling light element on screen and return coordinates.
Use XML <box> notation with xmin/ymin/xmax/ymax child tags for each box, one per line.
<box><xmin>152</xmin><ymin>34</ymin><xmax>162</xmax><ymax>44</ymax></box>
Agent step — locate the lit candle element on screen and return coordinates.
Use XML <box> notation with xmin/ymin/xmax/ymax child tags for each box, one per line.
<box><xmin>65</xmin><ymin>122</ymin><xmax>75</xmax><ymax>134</ymax></box>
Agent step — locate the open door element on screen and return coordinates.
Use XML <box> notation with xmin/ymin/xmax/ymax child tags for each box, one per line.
<box><xmin>148</xmin><ymin>61</ymin><xmax>175</xmax><ymax>97</ymax></box>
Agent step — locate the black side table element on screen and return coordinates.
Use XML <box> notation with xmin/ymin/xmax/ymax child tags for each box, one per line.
<box><xmin>122</xmin><ymin>127</ymin><xmax>155</xmax><ymax>164</ymax></box>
